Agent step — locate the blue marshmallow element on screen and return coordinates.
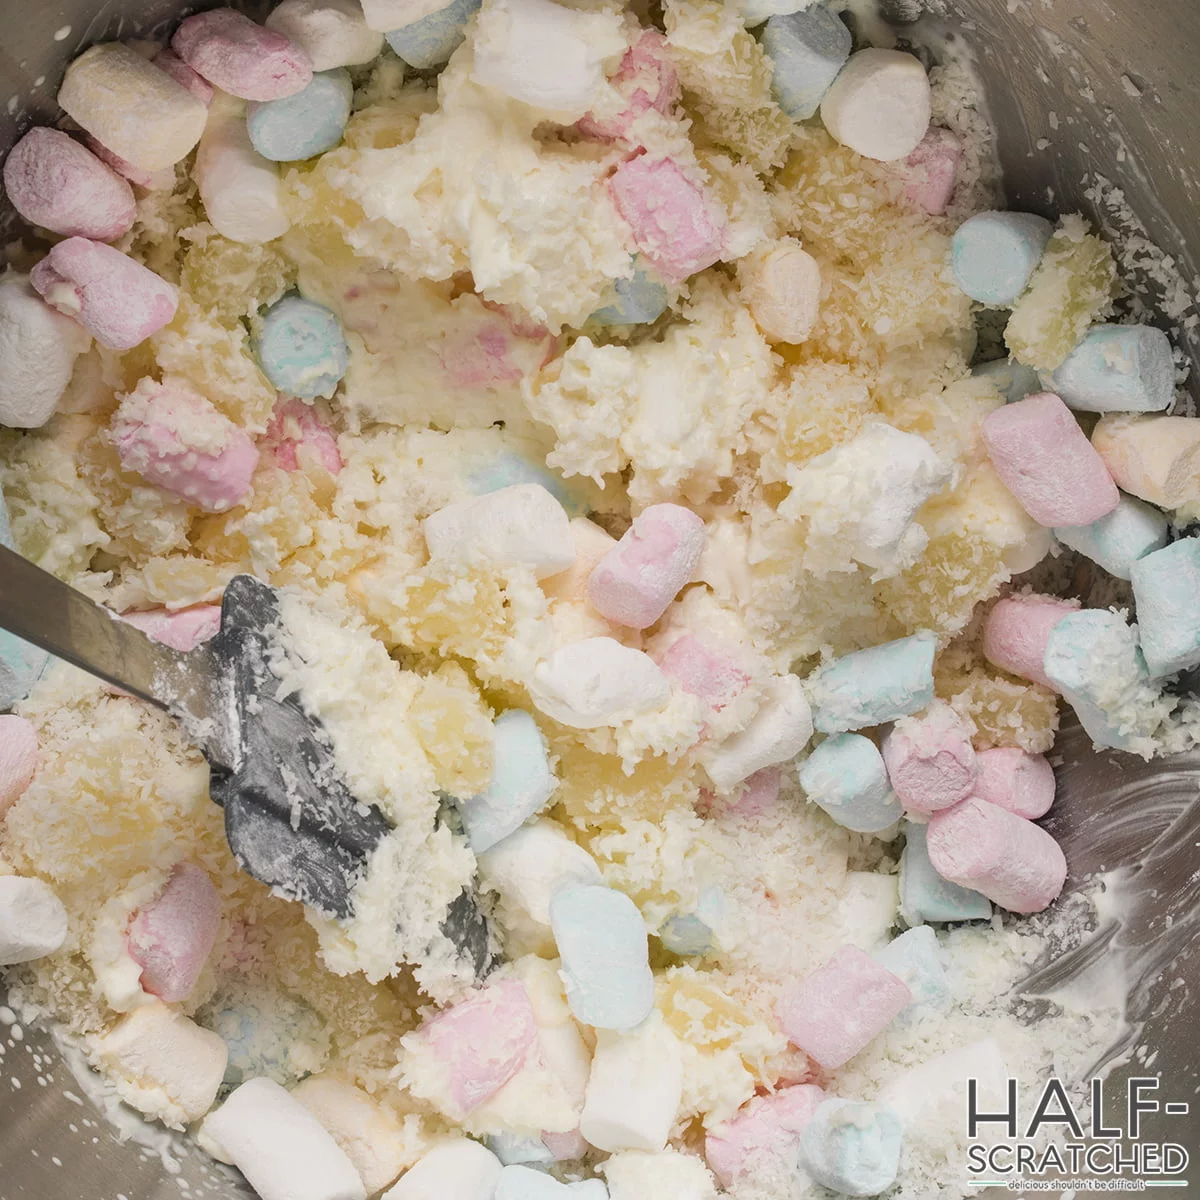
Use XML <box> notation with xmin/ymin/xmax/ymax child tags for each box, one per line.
<box><xmin>255</xmin><ymin>294</ymin><xmax>350</xmax><ymax>400</ymax></box>
<box><xmin>950</xmin><ymin>211</ymin><xmax>1054</xmax><ymax>307</ymax></box>
<box><xmin>799</xmin><ymin>733</ymin><xmax>903</xmax><ymax>833</ymax></box>
<box><xmin>1130</xmin><ymin>538</ymin><xmax>1200</xmax><ymax>678</ymax></box>
<box><xmin>202</xmin><ymin>989</ymin><xmax>326</xmax><ymax>1088</ymax></box>
<box><xmin>1048</xmin><ymin>323</ymin><xmax>1175</xmax><ymax>414</ymax></box>
<box><xmin>495</xmin><ymin>1165</ymin><xmax>572</xmax><ymax>1199</ymax></box>
<box><xmin>549</xmin><ymin>883</ymin><xmax>654</xmax><ymax>1031</ymax></box>
<box><xmin>874</xmin><ymin>925</ymin><xmax>951</xmax><ymax>1017</ymax></box>
<box><xmin>247</xmin><ymin>69</ymin><xmax>353</xmax><ymax>162</ymax></box>
<box><xmin>898</xmin><ymin>821</ymin><xmax>991</xmax><ymax>925</ymax></box>
<box><xmin>972</xmin><ymin>357</ymin><xmax>1041</xmax><ymax>404</ymax></box>
<box><xmin>658</xmin><ymin>886</ymin><xmax>724</xmax><ymax>957</ymax></box>
<box><xmin>385</xmin><ymin>0</ymin><xmax>482</xmax><ymax>70</ymax></box>
<box><xmin>590</xmin><ymin>261</ymin><xmax>669</xmax><ymax>327</ymax></box>
<box><xmin>801</xmin><ymin>1099</ymin><xmax>904</xmax><ymax>1197</ymax></box>
<box><xmin>1054</xmin><ymin>493</ymin><xmax>1169</xmax><ymax>581</ymax></box>
<box><xmin>809</xmin><ymin>633</ymin><xmax>937</xmax><ymax>734</ymax></box>
<box><xmin>468</xmin><ymin>451</ymin><xmax>585</xmax><ymax>516</ymax></box>
<box><xmin>459</xmin><ymin>709</ymin><xmax>555</xmax><ymax>854</ymax></box>
<box><xmin>487</xmin><ymin>1133</ymin><xmax>555</xmax><ymax>1167</ymax></box>
<box><xmin>760</xmin><ymin>6</ymin><xmax>852</xmax><ymax>121</ymax></box>
<box><xmin>0</xmin><ymin>501</ymin><xmax>50</xmax><ymax>707</ymax></box>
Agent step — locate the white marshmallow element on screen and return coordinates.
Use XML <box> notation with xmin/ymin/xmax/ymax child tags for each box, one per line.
<box><xmin>0</xmin><ymin>274</ymin><xmax>91</xmax><ymax>429</ymax></box>
<box><xmin>424</xmin><ymin>484</ymin><xmax>575</xmax><ymax>580</ymax></box>
<box><xmin>529</xmin><ymin>639</ymin><xmax>670</xmax><ymax>729</ymax></box>
<box><xmin>265</xmin><ymin>0</ymin><xmax>384</xmax><ymax>70</ymax></box>
<box><xmin>737</xmin><ymin>238</ymin><xmax>821</xmax><ymax>345</ymax></box>
<box><xmin>603</xmin><ymin>1151</ymin><xmax>719</xmax><ymax>1200</ymax></box>
<box><xmin>820</xmin><ymin>48</ymin><xmax>932</xmax><ymax>162</ymax></box>
<box><xmin>0</xmin><ymin>875</ymin><xmax>68</xmax><ymax>965</ymax></box>
<box><xmin>358</xmin><ymin>0</ymin><xmax>445</xmax><ymax>33</ymax></box>
<box><xmin>202</xmin><ymin>1077</ymin><xmax>366</xmax><ymax>1200</ymax></box>
<box><xmin>93</xmin><ymin>1004</ymin><xmax>227</xmax><ymax>1129</ymax></box>
<box><xmin>580</xmin><ymin>1013</ymin><xmax>683</xmax><ymax>1153</ymax></box>
<box><xmin>836</xmin><ymin>871</ymin><xmax>900</xmax><ymax>953</ymax></box>
<box><xmin>700</xmin><ymin>674</ymin><xmax>812</xmax><ymax>791</ymax></box>
<box><xmin>384</xmin><ymin>1139</ymin><xmax>504</xmax><ymax>1200</ymax></box>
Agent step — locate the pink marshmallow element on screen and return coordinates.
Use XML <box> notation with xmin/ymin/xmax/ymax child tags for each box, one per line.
<box><xmin>112</xmin><ymin>380</ymin><xmax>259</xmax><ymax>513</ymax></box>
<box><xmin>775</xmin><ymin>945</ymin><xmax>911</xmax><ymax>1070</ymax></box>
<box><xmin>981</xmin><ymin>392</ymin><xmax>1119</xmax><ymax>528</ymax></box>
<box><xmin>705</xmin><ymin>1084</ymin><xmax>825</xmax><ymax>1188</ymax></box>
<box><xmin>127</xmin><ymin>863</ymin><xmax>222</xmax><ymax>1003</ymax></box>
<box><xmin>172</xmin><ymin>9</ymin><xmax>313</xmax><ymax>102</ymax></box>
<box><xmin>578</xmin><ymin>30</ymin><xmax>680</xmax><ymax>142</ymax></box>
<box><xmin>895</xmin><ymin>127</ymin><xmax>961</xmax><ymax>216</ymax></box>
<box><xmin>982</xmin><ymin>593</ymin><xmax>1078</xmax><ymax>689</ymax></box>
<box><xmin>608</xmin><ymin>156</ymin><xmax>726</xmax><ymax>284</ymax></box>
<box><xmin>927</xmin><ymin>796</ymin><xmax>1067</xmax><ymax>914</ymax></box>
<box><xmin>83</xmin><ymin>136</ymin><xmax>175</xmax><ymax>190</ymax></box>
<box><xmin>153</xmin><ymin>48</ymin><xmax>215</xmax><ymax>105</ymax></box>
<box><xmin>655</xmin><ymin>633</ymin><xmax>751</xmax><ymax>714</ymax></box>
<box><xmin>121</xmin><ymin>604</ymin><xmax>223</xmax><ymax>653</ymax></box>
<box><xmin>0</xmin><ymin>714</ymin><xmax>38</xmax><ymax>817</ymax></box>
<box><xmin>3</xmin><ymin>127</ymin><xmax>136</xmax><ymax>241</ymax></box>
<box><xmin>541</xmin><ymin>1129</ymin><xmax>588</xmax><ymax>1161</ymax></box>
<box><xmin>697</xmin><ymin>766</ymin><xmax>782</xmax><ymax>820</ymax></box>
<box><xmin>30</xmin><ymin>238</ymin><xmax>178</xmax><ymax>351</ymax></box>
<box><xmin>588</xmin><ymin>503</ymin><xmax>706</xmax><ymax>629</ymax></box>
<box><xmin>972</xmin><ymin>747</ymin><xmax>1055</xmax><ymax>820</ymax></box>
<box><xmin>262</xmin><ymin>398</ymin><xmax>342</xmax><ymax>474</ymax></box>
<box><xmin>881</xmin><ymin>705</ymin><xmax>978</xmax><ymax>816</ymax></box>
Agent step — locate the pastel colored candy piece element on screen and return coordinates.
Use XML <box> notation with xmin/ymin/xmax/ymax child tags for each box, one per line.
<box><xmin>569</xmin><ymin>1183</ymin><xmax>608</xmax><ymax>1198</ymax></box>
<box><xmin>1048</xmin><ymin>323</ymin><xmax>1175</xmax><ymax>414</ymax></box>
<box><xmin>589</xmin><ymin>261</ymin><xmax>669</xmax><ymax>327</ymax></box>
<box><xmin>608</xmin><ymin>157</ymin><xmax>726</xmax><ymax>285</ymax></box>
<box><xmin>820</xmin><ymin>48</ymin><xmax>931</xmax><ymax>162</ymax></box>
<box><xmin>1129</xmin><ymin>537</ymin><xmax>1200</xmax><ymax>678</ymax></box>
<box><xmin>30</xmin><ymin>238</ymin><xmax>178</xmax><ymax>351</ymax></box>
<box><xmin>972</xmin><ymin>747</ymin><xmax>1055</xmax><ymax>820</ymax></box>
<box><xmin>385</xmin><ymin>0</ymin><xmax>483</xmax><ymax>70</ymax></box>
<box><xmin>265</xmin><ymin>0</ymin><xmax>385</xmax><ymax>71</ymax></box>
<box><xmin>383</xmin><ymin>1139</ymin><xmax>502</xmax><ymax>1200</ymax></box>
<box><xmin>111</xmin><ymin>379</ymin><xmax>259</xmax><ymax>513</ymax></box>
<box><xmin>894</xmin><ymin>126</ymin><xmax>961</xmax><ymax>215</ymax></box>
<box><xmin>981</xmin><ymin>592</ymin><xmax>1077</xmax><ymax>688</ymax></box>
<box><xmin>761</xmin><ymin>6</ymin><xmax>851</xmax><ymax>121</ymax></box>
<box><xmin>3</xmin><ymin>127</ymin><xmax>136</xmax><ymax>241</ymax></box>
<box><xmin>153</xmin><ymin>48</ymin><xmax>215</xmax><ymax>104</ymax></box>
<box><xmin>801</xmin><ymin>1099</ymin><xmax>904</xmax><ymax>1198</ymax></box>
<box><xmin>0</xmin><ymin>875</ymin><xmax>68</xmax><ymax>965</ymax></box>
<box><xmin>951</xmin><ymin>211</ymin><xmax>1054</xmax><ymax>307</ymax></box>
<box><xmin>798</xmin><ymin>732</ymin><xmax>902</xmax><ymax>834</ymax></box>
<box><xmin>121</xmin><ymin>604</ymin><xmax>223</xmax><ymax>652</ymax></box>
<box><xmin>973</xmin><ymin>357</ymin><xmax>1042</xmax><ymax>404</ymax></box>
<box><xmin>704</xmin><ymin>1084</ymin><xmax>825</xmax><ymax>1187</ymax></box>
<box><xmin>808</xmin><ymin>632</ymin><xmax>937</xmax><ymax>735</ymax></box>
<box><xmin>0</xmin><ymin>714</ymin><xmax>37</xmax><ymax>816</ymax></box>
<box><xmin>700</xmin><ymin>674</ymin><xmax>814</xmax><ymax>790</ymax></box>
<box><xmin>127</xmin><ymin>863</ymin><xmax>222</xmax><ymax>1003</ymax></box>
<box><xmin>495</xmin><ymin>1165</ymin><xmax>573</xmax><ymax>1199</ymax></box>
<box><xmin>873</xmin><ymin>925</ymin><xmax>950</xmax><ymax>1016</ymax></box>
<box><xmin>881</xmin><ymin>702</ymin><xmax>978</xmax><ymax>816</ymax></box>
<box><xmin>85</xmin><ymin>135</ymin><xmax>176</xmax><ymax>191</ymax></box>
<box><xmin>0</xmin><ymin>607</ymin><xmax>50</xmax><ymax>710</ymax></box>
<box><xmin>247</xmin><ymin>68</ymin><xmax>353</xmax><ymax>162</ymax></box>
<box><xmin>543</xmin><ymin>1131</ymin><xmax>589</xmax><ymax>1162</ymax></box>
<box><xmin>487</xmin><ymin>1133</ymin><xmax>554</xmax><ymax>1167</ymax></box>
<box><xmin>360</xmin><ymin>0</ymin><xmax>447</xmax><ymax>33</ymax></box>
<box><xmin>927</xmin><ymin>796</ymin><xmax>1067</xmax><ymax>914</ymax></box>
<box><xmin>263</xmin><ymin>397</ymin><xmax>343</xmax><ymax>474</ymax></box>
<box><xmin>742</xmin><ymin>0</ymin><xmax>809</xmax><ymax>24</ymax></box>
<box><xmin>898</xmin><ymin>820</ymin><xmax>992</xmax><ymax>925</ymax></box>
<box><xmin>836</xmin><ymin>871</ymin><xmax>899</xmax><ymax>954</ymax></box>
<box><xmin>1091</xmin><ymin>414</ymin><xmax>1200</xmax><ymax>512</ymax></box>
<box><xmin>57</xmin><ymin>42</ymin><xmax>208</xmax><ymax>173</ymax></box>
<box><xmin>173</xmin><ymin>9</ymin><xmax>314</xmax><ymax>102</ymax></box>
<box><xmin>658</xmin><ymin>887</ymin><xmax>724</xmax><ymax>957</ymax></box>
<box><xmin>550</xmin><ymin>883</ymin><xmax>654</xmax><ymax>1030</ymax></box>
<box><xmin>981</xmin><ymin>392</ymin><xmax>1119</xmax><ymax>527</ymax></box>
<box><xmin>655</xmin><ymin>634</ymin><xmax>751</xmax><ymax>715</ymax></box>
<box><xmin>577</xmin><ymin>30</ymin><xmax>679</xmax><ymax>141</ymax></box>
<box><xmin>1054</xmin><ymin>492</ymin><xmax>1168</xmax><ymax>580</ymax></box>
<box><xmin>727</xmin><ymin>766</ymin><xmax>782</xmax><ymax>817</ymax></box>
<box><xmin>467</xmin><ymin>451</ymin><xmax>580</xmax><ymax>514</ymax></box>
<box><xmin>203</xmin><ymin>988</ymin><xmax>324</xmax><ymax>1087</ymax></box>
<box><xmin>255</xmin><ymin>294</ymin><xmax>350</xmax><ymax>399</ymax></box>
<box><xmin>530</xmin><ymin>638</ymin><xmax>669</xmax><ymax>729</ymax></box>
<box><xmin>737</xmin><ymin>237</ymin><xmax>821</xmax><ymax>344</ymax></box>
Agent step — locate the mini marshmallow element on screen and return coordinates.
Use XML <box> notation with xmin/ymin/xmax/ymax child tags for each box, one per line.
<box><xmin>153</xmin><ymin>48</ymin><xmax>216</xmax><ymax>104</ymax></box>
<box><xmin>704</xmin><ymin>766</ymin><xmax>782</xmax><ymax>819</ymax></box>
<box><xmin>1048</xmin><ymin>323</ymin><xmax>1175</xmax><ymax>414</ymax></box>
<box><xmin>1055</xmin><ymin>493</ymin><xmax>1169</xmax><ymax>581</ymax></box>
<box><xmin>112</xmin><ymin>379</ymin><xmax>259</xmax><ymax>513</ymax></box>
<box><xmin>893</xmin><ymin>126</ymin><xmax>961</xmax><ymax>216</ymax></box>
<box><xmin>84</xmin><ymin>135</ymin><xmax>177</xmax><ymax>190</ymax></box>
<box><xmin>950</xmin><ymin>211</ymin><xmax>1054</xmax><ymax>307</ymax></box>
<box><xmin>386</xmin><ymin>0</ymin><xmax>482</xmax><ymax>69</ymax></box>
<box><xmin>761</xmin><ymin>6</ymin><xmax>851</xmax><ymax>120</ymax></box>
<box><xmin>580</xmin><ymin>1012</ymin><xmax>683</xmax><ymax>1152</ymax></box>
<box><xmin>654</xmin><ymin>634</ymin><xmax>751</xmax><ymax>717</ymax></box>
<box><xmin>0</xmin><ymin>273</ymin><xmax>91</xmax><ymax>429</ymax></box>
<box><xmin>255</xmin><ymin>295</ymin><xmax>350</xmax><ymax>398</ymax></box>
<box><xmin>576</xmin><ymin>30</ymin><xmax>679</xmax><ymax>142</ymax></box>
<box><xmin>58</xmin><ymin>42</ymin><xmax>208</xmax><ymax>172</ymax></box>
<box><xmin>836</xmin><ymin>871</ymin><xmax>900</xmax><ymax>954</ymax></box>
<box><xmin>820</xmin><ymin>48</ymin><xmax>931</xmax><ymax>162</ymax></box>
<box><xmin>737</xmin><ymin>238</ymin><xmax>822</xmax><ymax>344</ymax></box>
<box><xmin>981</xmin><ymin>592</ymin><xmax>1077</xmax><ymax>688</ymax></box>
<box><xmin>743</xmin><ymin>0</ymin><xmax>809</xmax><ymax>23</ymax></box>
<box><xmin>265</xmin><ymin>0</ymin><xmax>384</xmax><ymax>70</ymax></box>
<box><xmin>487</xmin><ymin>1133</ymin><xmax>554</xmax><ymax>1167</ymax></box>
<box><xmin>809</xmin><ymin>633</ymin><xmax>937</xmax><ymax>735</ymax></box>
<box><xmin>247</xmin><ymin>68</ymin><xmax>352</xmax><ymax>161</ymax></box>
<box><xmin>424</xmin><ymin>483</ymin><xmax>575</xmax><ymax>580</ymax></box>
<box><xmin>31</xmin><ymin>238</ymin><xmax>178</xmax><ymax>351</ymax></box>
<box><xmin>3</xmin><ymin>127</ymin><xmax>135</xmax><ymax>241</ymax></box>
<box><xmin>174</xmin><ymin>9</ymin><xmax>313</xmax><ymax>101</ymax></box>
<box><xmin>1130</xmin><ymin>537</ymin><xmax>1200</xmax><ymax>678</ymax></box>
<box><xmin>467</xmin><ymin>453</ymin><xmax>579</xmax><ymax>514</ymax></box>
<box><xmin>263</xmin><ymin>397</ymin><xmax>343</xmax><ymax>474</ymax></box>
<box><xmin>201</xmin><ymin>1078</ymin><xmax>365</xmax><ymax>1200</ymax></box>
<box><xmin>0</xmin><ymin>875</ymin><xmax>68</xmax><ymax>965</ymax></box>
<box><xmin>121</xmin><ymin>604</ymin><xmax>223</xmax><ymax>652</ymax></box>
<box><xmin>383</xmin><ymin>1140</ymin><xmax>503</xmax><ymax>1200</ymax></box>
<box><xmin>588</xmin><ymin>503</ymin><xmax>705</xmax><ymax>629</ymax></box>
<box><xmin>529</xmin><ymin>638</ymin><xmax>669</xmax><ymax>729</ymax></box>
<box><xmin>873</xmin><ymin>926</ymin><xmax>950</xmax><ymax>1017</ymax></box>
<box><xmin>360</xmin><ymin>0</ymin><xmax>446</xmax><ymax>32</ymax></box>
<box><xmin>127</xmin><ymin>863</ymin><xmax>221</xmax><ymax>1003</ymax></box>
<box><xmin>570</xmin><ymin>1184</ymin><xmax>608</xmax><ymax>1198</ymax></box>
<box><xmin>658</xmin><ymin>887</ymin><xmax>724</xmax><ymax>957</ymax></box>
<box><xmin>801</xmin><ymin>1099</ymin><xmax>904</xmax><ymax>1198</ymax></box>
<box><xmin>1091</xmin><ymin>414</ymin><xmax>1200</xmax><ymax>512</ymax></box>
<box><xmin>701</xmin><ymin>674</ymin><xmax>813</xmax><ymax>790</ymax></box>
<box><xmin>495</xmin><ymin>1165</ymin><xmax>572</xmax><ymax>1199</ymax></box>
<box><xmin>927</xmin><ymin>796</ymin><xmax>1066</xmax><ymax>914</ymax></box>
<box><xmin>603</xmin><ymin>1150</ymin><xmax>719</xmax><ymax>1200</ymax></box>
<box><xmin>972</xmin><ymin>747</ymin><xmax>1055</xmax><ymax>820</ymax></box>
<box><xmin>590</xmin><ymin>261</ymin><xmax>669</xmax><ymax>327</ymax></box>
<box><xmin>550</xmin><ymin>883</ymin><xmax>654</xmax><ymax>1030</ymax></box>
<box><xmin>898</xmin><ymin>819</ymin><xmax>992</xmax><ymax>926</ymax></box>
<box><xmin>0</xmin><ymin>629</ymin><xmax>49</xmax><ymax>711</ymax></box>
<box><xmin>705</xmin><ymin>1085</ymin><xmax>825</xmax><ymax>1188</ymax></box>
<box><xmin>982</xmin><ymin>392</ymin><xmax>1119</xmax><ymax>527</ymax></box>
<box><xmin>881</xmin><ymin>701</ymin><xmax>977</xmax><ymax>816</ymax></box>
<box><xmin>608</xmin><ymin>157</ymin><xmax>726</xmax><ymax>285</ymax></box>
<box><xmin>95</xmin><ymin>1005</ymin><xmax>227</xmax><ymax>1128</ymax></box>
<box><xmin>799</xmin><ymin>733</ymin><xmax>902</xmax><ymax>834</ymax></box>
<box><xmin>973</xmin><ymin>357</ymin><xmax>1042</xmax><ymax>405</ymax></box>
<box><xmin>459</xmin><ymin>710</ymin><xmax>555</xmax><ymax>853</ymax></box>
<box><xmin>0</xmin><ymin>714</ymin><xmax>37</xmax><ymax>815</ymax></box>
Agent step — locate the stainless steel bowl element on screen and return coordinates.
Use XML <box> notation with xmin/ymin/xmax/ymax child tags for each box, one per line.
<box><xmin>2</xmin><ymin>2</ymin><xmax>1198</xmax><ymax>1197</ymax></box>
